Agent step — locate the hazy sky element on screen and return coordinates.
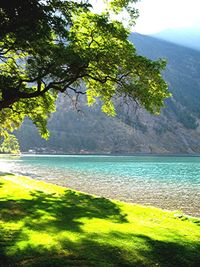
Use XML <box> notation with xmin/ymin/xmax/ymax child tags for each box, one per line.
<box><xmin>134</xmin><ymin>0</ymin><xmax>200</xmax><ymax>34</ymax></box>
<box><xmin>90</xmin><ymin>0</ymin><xmax>200</xmax><ymax>34</ymax></box>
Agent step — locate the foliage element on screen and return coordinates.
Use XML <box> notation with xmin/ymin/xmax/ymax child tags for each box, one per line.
<box><xmin>0</xmin><ymin>0</ymin><xmax>170</xmax><ymax>139</ymax></box>
<box><xmin>15</xmin><ymin>35</ymin><xmax>200</xmax><ymax>154</ymax></box>
<box><xmin>0</xmin><ymin>134</ymin><xmax>20</xmax><ymax>154</ymax></box>
<box><xmin>0</xmin><ymin>174</ymin><xmax>200</xmax><ymax>266</ymax></box>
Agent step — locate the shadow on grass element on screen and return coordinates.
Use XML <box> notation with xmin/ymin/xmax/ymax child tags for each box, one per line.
<box><xmin>1</xmin><ymin>230</ymin><xmax>200</xmax><ymax>267</ymax></box>
<box><xmin>0</xmin><ymin>189</ymin><xmax>200</xmax><ymax>267</ymax></box>
<box><xmin>0</xmin><ymin>172</ymin><xmax>15</xmax><ymax>176</ymax></box>
<box><xmin>0</xmin><ymin>189</ymin><xmax>127</xmax><ymax>231</ymax></box>
<box><xmin>107</xmin><ymin>232</ymin><xmax>200</xmax><ymax>267</ymax></box>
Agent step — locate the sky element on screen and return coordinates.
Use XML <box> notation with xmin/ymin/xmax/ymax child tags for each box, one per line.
<box><xmin>90</xmin><ymin>0</ymin><xmax>200</xmax><ymax>34</ymax></box>
<box><xmin>134</xmin><ymin>0</ymin><xmax>200</xmax><ymax>34</ymax></box>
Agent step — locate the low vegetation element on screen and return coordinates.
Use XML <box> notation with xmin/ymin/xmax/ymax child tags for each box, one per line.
<box><xmin>0</xmin><ymin>174</ymin><xmax>200</xmax><ymax>267</ymax></box>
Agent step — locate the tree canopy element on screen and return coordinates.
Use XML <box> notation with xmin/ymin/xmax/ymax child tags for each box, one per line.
<box><xmin>0</xmin><ymin>0</ymin><xmax>170</xmax><ymax>140</ymax></box>
<box><xmin>0</xmin><ymin>134</ymin><xmax>20</xmax><ymax>154</ymax></box>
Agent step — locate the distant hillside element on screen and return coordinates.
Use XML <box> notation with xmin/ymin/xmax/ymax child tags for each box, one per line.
<box><xmin>151</xmin><ymin>28</ymin><xmax>200</xmax><ymax>51</ymax></box>
<box><xmin>16</xmin><ymin>34</ymin><xmax>200</xmax><ymax>154</ymax></box>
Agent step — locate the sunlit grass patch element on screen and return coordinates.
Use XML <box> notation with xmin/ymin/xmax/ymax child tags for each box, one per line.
<box><xmin>0</xmin><ymin>174</ymin><xmax>200</xmax><ymax>267</ymax></box>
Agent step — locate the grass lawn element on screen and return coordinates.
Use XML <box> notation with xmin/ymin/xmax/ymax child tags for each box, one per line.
<box><xmin>0</xmin><ymin>174</ymin><xmax>200</xmax><ymax>267</ymax></box>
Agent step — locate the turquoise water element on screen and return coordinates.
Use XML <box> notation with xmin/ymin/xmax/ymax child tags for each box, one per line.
<box><xmin>1</xmin><ymin>155</ymin><xmax>200</xmax><ymax>216</ymax></box>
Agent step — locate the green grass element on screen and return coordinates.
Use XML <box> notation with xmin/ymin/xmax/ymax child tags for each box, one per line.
<box><xmin>0</xmin><ymin>174</ymin><xmax>200</xmax><ymax>267</ymax></box>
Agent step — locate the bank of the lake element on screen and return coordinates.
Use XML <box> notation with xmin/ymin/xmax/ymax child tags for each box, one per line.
<box><xmin>1</xmin><ymin>154</ymin><xmax>200</xmax><ymax>217</ymax></box>
<box><xmin>0</xmin><ymin>174</ymin><xmax>200</xmax><ymax>267</ymax></box>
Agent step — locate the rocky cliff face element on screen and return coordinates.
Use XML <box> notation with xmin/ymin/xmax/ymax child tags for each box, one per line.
<box><xmin>16</xmin><ymin>34</ymin><xmax>200</xmax><ymax>154</ymax></box>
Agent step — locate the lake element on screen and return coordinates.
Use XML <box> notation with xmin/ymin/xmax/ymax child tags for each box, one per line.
<box><xmin>1</xmin><ymin>154</ymin><xmax>200</xmax><ymax>217</ymax></box>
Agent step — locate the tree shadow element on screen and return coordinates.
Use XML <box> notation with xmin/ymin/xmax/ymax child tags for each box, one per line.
<box><xmin>0</xmin><ymin>188</ymin><xmax>128</xmax><ymax>266</ymax></box>
<box><xmin>1</xmin><ymin>230</ymin><xmax>200</xmax><ymax>267</ymax></box>
<box><xmin>0</xmin><ymin>189</ymin><xmax>200</xmax><ymax>267</ymax></box>
<box><xmin>107</xmin><ymin>232</ymin><xmax>200</xmax><ymax>267</ymax></box>
<box><xmin>0</xmin><ymin>225</ymin><xmax>23</xmax><ymax>267</ymax></box>
<box><xmin>1</xmin><ymin>189</ymin><xmax>127</xmax><ymax>232</ymax></box>
<box><xmin>0</xmin><ymin>172</ymin><xmax>15</xmax><ymax>176</ymax></box>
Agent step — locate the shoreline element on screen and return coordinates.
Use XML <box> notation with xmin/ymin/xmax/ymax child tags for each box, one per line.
<box><xmin>3</xmin><ymin>152</ymin><xmax>200</xmax><ymax>157</ymax></box>
<box><xmin>3</xmin><ymin>171</ymin><xmax>200</xmax><ymax>219</ymax></box>
<box><xmin>0</xmin><ymin>154</ymin><xmax>199</xmax><ymax>217</ymax></box>
<box><xmin>19</xmin><ymin>171</ymin><xmax>199</xmax><ymax>218</ymax></box>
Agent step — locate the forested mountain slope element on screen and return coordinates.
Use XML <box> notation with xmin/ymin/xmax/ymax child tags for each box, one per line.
<box><xmin>16</xmin><ymin>34</ymin><xmax>200</xmax><ymax>154</ymax></box>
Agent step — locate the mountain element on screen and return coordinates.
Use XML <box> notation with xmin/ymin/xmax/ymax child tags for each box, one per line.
<box><xmin>16</xmin><ymin>33</ymin><xmax>200</xmax><ymax>154</ymax></box>
<box><xmin>151</xmin><ymin>28</ymin><xmax>200</xmax><ymax>51</ymax></box>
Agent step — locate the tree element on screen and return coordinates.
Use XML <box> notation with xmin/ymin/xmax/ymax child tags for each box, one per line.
<box><xmin>0</xmin><ymin>134</ymin><xmax>20</xmax><ymax>154</ymax></box>
<box><xmin>0</xmin><ymin>0</ymin><xmax>170</xmax><ymax>140</ymax></box>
